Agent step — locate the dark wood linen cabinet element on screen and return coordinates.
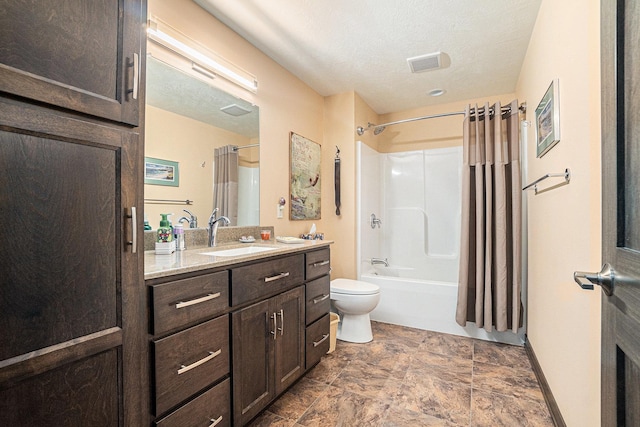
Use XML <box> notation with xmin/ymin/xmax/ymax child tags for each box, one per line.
<box><xmin>0</xmin><ymin>1</ymin><xmax>146</xmax><ymax>425</ymax></box>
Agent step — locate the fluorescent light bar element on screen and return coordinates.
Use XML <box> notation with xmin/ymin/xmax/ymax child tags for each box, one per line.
<box><xmin>147</xmin><ymin>20</ymin><xmax>258</xmax><ymax>92</ymax></box>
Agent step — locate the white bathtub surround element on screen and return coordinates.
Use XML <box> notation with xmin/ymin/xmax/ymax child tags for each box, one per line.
<box><xmin>356</xmin><ymin>141</ymin><xmax>525</xmax><ymax>345</ymax></box>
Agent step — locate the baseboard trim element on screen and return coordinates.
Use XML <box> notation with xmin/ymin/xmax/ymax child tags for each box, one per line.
<box><xmin>525</xmin><ymin>335</ymin><xmax>567</xmax><ymax>427</ymax></box>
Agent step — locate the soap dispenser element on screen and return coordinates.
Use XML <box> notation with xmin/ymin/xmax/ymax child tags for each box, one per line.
<box><xmin>157</xmin><ymin>213</ymin><xmax>173</xmax><ymax>243</ymax></box>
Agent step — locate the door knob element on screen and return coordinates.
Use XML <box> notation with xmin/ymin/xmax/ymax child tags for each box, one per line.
<box><xmin>574</xmin><ymin>263</ymin><xmax>614</xmax><ymax>296</ymax></box>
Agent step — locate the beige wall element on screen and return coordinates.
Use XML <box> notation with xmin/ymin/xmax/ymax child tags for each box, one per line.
<box><xmin>144</xmin><ymin>105</ymin><xmax>251</xmax><ymax>229</ymax></box>
<box><xmin>516</xmin><ymin>0</ymin><xmax>602</xmax><ymax>425</ymax></box>
<box><xmin>148</xmin><ymin>0</ymin><xmax>324</xmax><ymax>238</ymax></box>
<box><xmin>321</xmin><ymin>92</ymin><xmax>357</xmax><ymax>278</ymax></box>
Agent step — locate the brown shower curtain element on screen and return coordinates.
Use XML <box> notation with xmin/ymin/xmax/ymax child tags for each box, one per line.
<box><xmin>213</xmin><ymin>145</ymin><xmax>239</xmax><ymax>225</ymax></box>
<box><xmin>455</xmin><ymin>100</ymin><xmax>522</xmax><ymax>333</ymax></box>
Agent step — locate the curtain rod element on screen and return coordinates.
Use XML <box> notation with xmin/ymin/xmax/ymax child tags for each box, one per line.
<box><xmin>356</xmin><ymin>102</ymin><xmax>527</xmax><ymax>136</ymax></box>
<box><xmin>233</xmin><ymin>143</ymin><xmax>260</xmax><ymax>151</ymax></box>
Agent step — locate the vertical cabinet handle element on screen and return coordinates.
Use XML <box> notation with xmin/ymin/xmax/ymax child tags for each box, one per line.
<box><xmin>131</xmin><ymin>53</ymin><xmax>139</xmax><ymax>100</ymax></box>
<box><xmin>270</xmin><ymin>312</ymin><xmax>277</xmax><ymax>340</ymax></box>
<box><xmin>277</xmin><ymin>309</ymin><xmax>284</xmax><ymax>336</ymax></box>
<box><xmin>126</xmin><ymin>207</ymin><xmax>137</xmax><ymax>253</ymax></box>
<box><xmin>127</xmin><ymin>53</ymin><xmax>139</xmax><ymax>100</ymax></box>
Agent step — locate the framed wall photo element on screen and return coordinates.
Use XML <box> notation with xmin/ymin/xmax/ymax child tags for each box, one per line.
<box><xmin>535</xmin><ymin>79</ymin><xmax>561</xmax><ymax>158</ymax></box>
<box><xmin>290</xmin><ymin>132</ymin><xmax>321</xmax><ymax>220</ymax></box>
<box><xmin>144</xmin><ymin>157</ymin><xmax>179</xmax><ymax>186</ymax></box>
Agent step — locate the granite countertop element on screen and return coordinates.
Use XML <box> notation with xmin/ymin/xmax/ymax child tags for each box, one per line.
<box><xmin>144</xmin><ymin>239</ymin><xmax>333</xmax><ymax>280</ymax></box>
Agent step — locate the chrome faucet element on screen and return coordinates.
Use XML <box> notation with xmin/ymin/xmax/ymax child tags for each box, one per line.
<box><xmin>371</xmin><ymin>257</ymin><xmax>389</xmax><ymax>267</ymax></box>
<box><xmin>178</xmin><ymin>209</ymin><xmax>198</xmax><ymax>228</ymax></box>
<box><xmin>208</xmin><ymin>208</ymin><xmax>230</xmax><ymax>247</ymax></box>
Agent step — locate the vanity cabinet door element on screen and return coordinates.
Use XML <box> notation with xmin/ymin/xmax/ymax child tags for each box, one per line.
<box><xmin>232</xmin><ymin>298</ymin><xmax>275</xmax><ymax>426</ymax></box>
<box><xmin>0</xmin><ymin>0</ymin><xmax>144</xmax><ymax>126</ymax></box>
<box><xmin>232</xmin><ymin>285</ymin><xmax>305</xmax><ymax>426</ymax></box>
<box><xmin>274</xmin><ymin>286</ymin><xmax>305</xmax><ymax>395</ymax></box>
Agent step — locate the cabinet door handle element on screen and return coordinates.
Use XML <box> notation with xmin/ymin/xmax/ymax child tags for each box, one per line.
<box><xmin>313</xmin><ymin>334</ymin><xmax>330</xmax><ymax>347</ymax></box>
<box><xmin>209</xmin><ymin>416</ymin><xmax>223</xmax><ymax>427</ymax></box>
<box><xmin>175</xmin><ymin>292</ymin><xmax>221</xmax><ymax>309</ymax></box>
<box><xmin>270</xmin><ymin>312</ymin><xmax>277</xmax><ymax>340</ymax></box>
<box><xmin>177</xmin><ymin>349</ymin><xmax>222</xmax><ymax>375</ymax></box>
<box><xmin>264</xmin><ymin>272</ymin><xmax>290</xmax><ymax>283</ymax></box>
<box><xmin>312</xmin><ymin>260</ymin><xmax>330</xmax><ymax>267</ymax></box>
<box><xmin>313</xmin><ymin>294</ymin><xmax>330</xmax><ymax>304</ymax></box>
<box><xmin>125</xmin><ymin>207</ymin><xmax>137</xmax><ymax>253</ymax></box>
<box><xmin>276</xmin><ymin>309</ymin><xmax>284</xmax><ymax>336</ymax></box>
<box><xmin>131</xmin><ymin>53</ymin><xmax>139</xmax><ymax>100</ymax></box>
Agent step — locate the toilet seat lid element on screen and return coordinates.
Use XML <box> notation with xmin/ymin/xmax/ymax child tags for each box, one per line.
<box><xmin>330</xmin><ymin>278</ymin><xmax>379</xmax><ymax>295</ymax></box>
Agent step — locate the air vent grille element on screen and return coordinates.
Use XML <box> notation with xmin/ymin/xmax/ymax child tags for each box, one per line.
<box><xmin>407</xmin><ymin>52</ymin><xmax>442</xmax><ymax>73</ymax></box>
<box><xmin>220</xmin><ymin>104</ymin><xmax>252</xmax><ymax>116</ymax></box>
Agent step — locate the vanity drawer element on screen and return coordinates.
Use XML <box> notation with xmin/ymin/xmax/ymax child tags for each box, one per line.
<box><xmin>305</xmin><ymin>248</ymin><xmax>330</xmax><ymax>281</ymax></box>
<box><xmin>155</xmin><ymin>378</ymin><xmax>231</xmax><ymax>427</ymax></box>
<box><xmin>153</xmin><ymin>315</ymin><xmax>230</xmax><ymax>415</ymax></box>
<box><xmin>231</xmin><ymin>254</ymin><xmax>304</xmax><ymax>306</ymax></box>
<box><xmin>150</xmin><ymin>271</ymin><xmax>229</xmax><ymax>335</ymax></box>
<box><xmin>305</xmin><ymin>275</ymin><xmax>330</xmax><ymax>325</ymax></box>
<box><xmin>306</xmin><ymin>313</ymin><xmax>330</xmax><ymax>368</ymax></box>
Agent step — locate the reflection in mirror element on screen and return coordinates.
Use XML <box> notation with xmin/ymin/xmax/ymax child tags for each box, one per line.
<box><xmin>144</xmin><ymin>55</ymin><xmax>259</xmax><ymax>229</ymax></box>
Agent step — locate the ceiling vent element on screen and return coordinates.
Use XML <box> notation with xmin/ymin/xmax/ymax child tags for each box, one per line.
<box><xmin>220</xmin><ymin>104</ymin><xmax>252</xmax><ymax>116</ymax></box>
<box><xmin>407</xmin><ymin>52</ymin><xmax>442</xmax><ymax>73</ymax></box>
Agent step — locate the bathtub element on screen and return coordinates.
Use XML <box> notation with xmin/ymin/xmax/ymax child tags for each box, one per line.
<box><xmin>362</xmin><ymin>271</ymin><xmax>523</xmax><ymax>345</ymax></box>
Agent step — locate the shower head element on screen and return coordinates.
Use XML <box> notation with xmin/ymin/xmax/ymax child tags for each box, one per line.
<box><xmin>356</xmin><ymin>122</ymin><xmax>386</xmax><ymax>136</ymax></box>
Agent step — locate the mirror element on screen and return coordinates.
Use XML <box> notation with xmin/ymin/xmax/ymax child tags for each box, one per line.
<box><xmin>144</xmin><ymin>55</ymin><xmax>260</xmax><ymax>229</ymax></box>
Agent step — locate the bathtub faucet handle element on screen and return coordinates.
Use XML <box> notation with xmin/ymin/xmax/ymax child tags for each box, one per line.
<box><xmin>370</xmin><ymin>213</ymin><xmax>382</xmax><ymax>229</ymax></box>
<box><xmin>371</xmin><ymin>257</ymin><xmax>389</xmax><ymax>267</ymax></box>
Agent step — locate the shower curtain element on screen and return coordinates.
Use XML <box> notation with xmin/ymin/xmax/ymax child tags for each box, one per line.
<box><xmin>456</xmin><ymin>100</ymin><xmax>522</xmax><ymax>333</ymax></box>
<box><xmin>213</xmin><ymin>145</ymin><xmax>239</xmax><ymax>225</ymax></box>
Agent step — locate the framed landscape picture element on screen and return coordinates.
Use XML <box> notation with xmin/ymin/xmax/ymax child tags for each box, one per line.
<box><xmin>535</xmin><ymin>79</ymin><xmax>561</xmax><ymax>158</ymax></box>
<box><xmin>144</xmin><ymin>157</ymin><xmax>179</xmax><ymax>187</ymax></box>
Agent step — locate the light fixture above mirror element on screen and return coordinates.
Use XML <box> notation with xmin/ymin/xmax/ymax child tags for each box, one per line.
<box><xmin>147</xmin><ymin>18</ymin><xmax>258</xmax><ymax>93</ymax></box>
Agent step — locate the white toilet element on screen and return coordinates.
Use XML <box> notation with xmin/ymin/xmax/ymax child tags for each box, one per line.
<box><xmin>330</xmin><ymin>278</ymin><xmax>380</xmax><ymax>343</ymax></box>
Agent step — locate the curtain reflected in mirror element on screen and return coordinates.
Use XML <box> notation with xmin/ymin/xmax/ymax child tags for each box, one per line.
<box><xmin>144</xmin><ymin>55</ymin><xmax>259</xmax><ymax>229</ymax></box>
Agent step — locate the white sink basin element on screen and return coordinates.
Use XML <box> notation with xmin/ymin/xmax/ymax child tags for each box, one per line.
<box><xmin>201</xmin><ymin>245</ymin><xmax>279</xmax><ymax>257</ymax></box>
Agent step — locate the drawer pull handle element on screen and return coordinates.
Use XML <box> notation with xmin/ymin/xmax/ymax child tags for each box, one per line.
<box><xmin>313</xmin><ymin>334</ymin><xmax>330</xmax><ymax>347</ymax></box>
<box><xmin>264</xmin><ymin>272</ymin><xmax>290</xmax><ymax>283</ymax></box>
<box><xmin>313</xmin><ymin>294</ymin><xmax>330</xmax><ymax>304</ymax></box>
<box><xmin>178</xmin><ymin>349</ymin><xmax>222</xmax><ymax>375</ymax></box>
<box><xmin>209</xmin><ymin>416</ymin><xmax>223</xmax><ymax>427</ymax></box>
<box><xmin>312</xmin><ymin>260</ymin><xmax>330</xmax><ymax>267</ymax></box>
<box><xmin>175</xmin><ymin>292</ymin><xmax>221</xmax><ymax>309</ymax></box>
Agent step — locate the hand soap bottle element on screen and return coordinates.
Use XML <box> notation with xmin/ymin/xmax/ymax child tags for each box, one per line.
<box><xmin>157</xmin><ymin>213</ymin><xmax>173</xmax><ymax>243</ymax></box>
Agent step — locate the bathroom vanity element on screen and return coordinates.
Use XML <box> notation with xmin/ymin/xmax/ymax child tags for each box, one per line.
<box><xmin>145</xmin><ymin>240</ymin><xmax>331</xmax><ymax>426</ymax></box>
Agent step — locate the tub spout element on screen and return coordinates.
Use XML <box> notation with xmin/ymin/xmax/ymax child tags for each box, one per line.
<box><xmin>371</xmin><ymin>258</ymin><xmax>389</xmax><ymax>267</ymax></box>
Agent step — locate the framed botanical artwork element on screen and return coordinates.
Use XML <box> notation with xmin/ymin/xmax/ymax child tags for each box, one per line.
<box><xmin>290</xmin><ymin>132</ymin><xmax>321</xmax><ymax>220</ymax></box>
<box><xmin>144</xmin><ymin>157</ymin><xmax>179</xmax><ymax>187</ymax></box>
<box><xmin>535</xmin><ymin>79</ymin><xmax>561</xmax><ymax>158</ymax></box>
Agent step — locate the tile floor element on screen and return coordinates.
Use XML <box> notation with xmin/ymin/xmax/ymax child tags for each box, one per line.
<box><xmin>247</xmin><ymin>321</ymin><xmax>554</xmax><ymax>427</ymax></box>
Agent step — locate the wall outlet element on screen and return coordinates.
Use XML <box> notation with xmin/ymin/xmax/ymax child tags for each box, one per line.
<box><xmin>277</xmin><ymin>205</ymin><xmax>284</xmax><ymax>219</ymax></box>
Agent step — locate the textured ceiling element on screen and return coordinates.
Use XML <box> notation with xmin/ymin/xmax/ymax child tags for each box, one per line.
<box><xmin>193</xmin><ymin>0</ymin><xmax>541</xmax><ymax>114</ymax></box>
<box><xmin>146</xmin><ymin>56</ymin><xmax>259</xmax><ymax>138</ymax></box>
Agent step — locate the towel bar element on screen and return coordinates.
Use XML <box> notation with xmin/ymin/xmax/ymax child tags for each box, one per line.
<box><xmin>522</xmin><ymin>169</ymin><xmax>570</xmax><ymax>194</ymax></box>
